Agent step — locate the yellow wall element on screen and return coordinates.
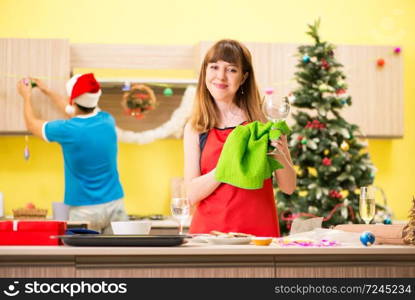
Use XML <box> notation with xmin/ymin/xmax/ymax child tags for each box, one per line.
<box><xmin>1</xmin><ymin>0</ymin><xmax>414</xmax><ymax>219</ymax></box>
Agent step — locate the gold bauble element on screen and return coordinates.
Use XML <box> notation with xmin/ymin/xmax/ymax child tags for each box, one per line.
<box><xmin>340</xmin><ymin>141</ymin><xmax>350</xmax><ymax>151</ymax></box>
<box><xmin>308</xmin><ymin>167</ymin><xmax>317</xmax><ymax>177</ymax></box>
<box><xmin>323</xmin><ymin>149</ymin><xmax>330</xmax><ymax>155</ymax></box>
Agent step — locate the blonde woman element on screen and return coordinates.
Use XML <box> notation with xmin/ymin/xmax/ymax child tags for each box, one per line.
<box><xmin>184</xmin><ymin>39</ymin><xmax>296</xmax><ymax>237</ymax></box>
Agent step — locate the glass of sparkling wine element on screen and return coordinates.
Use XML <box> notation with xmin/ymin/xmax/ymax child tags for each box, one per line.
<box><xmin>171</xmin><ymin>197</ymin><xmax>189</xmax><ymax>235</ymax></box>
<box><xmin>359</xmin><ymin>186</ymin><xmax>376</xmax><ymax>224</ymax></box>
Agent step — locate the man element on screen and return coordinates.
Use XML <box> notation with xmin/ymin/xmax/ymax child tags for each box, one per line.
<box><xmin>17</xmin><ymin>74</ymin><xmax>128</xmax><ymax>233</ymax></box>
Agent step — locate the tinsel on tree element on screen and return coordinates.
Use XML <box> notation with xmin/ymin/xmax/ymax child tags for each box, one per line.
<box><xmin>276</xmin><ymin>20</ymin><xmax>376</xmax><ymax>234</ymax></box>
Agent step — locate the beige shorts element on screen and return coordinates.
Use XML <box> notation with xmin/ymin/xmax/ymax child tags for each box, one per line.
<box><xmin>69</xmin><ymin>199</ymin><xmax>128</xmax><ymax>234</ymax></box>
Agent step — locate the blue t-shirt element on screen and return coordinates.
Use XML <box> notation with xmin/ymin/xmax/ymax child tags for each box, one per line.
<box><xmin>44</xmin><ymin>111</ymin><xmax>124</xmax><ymax>206</ymax></box>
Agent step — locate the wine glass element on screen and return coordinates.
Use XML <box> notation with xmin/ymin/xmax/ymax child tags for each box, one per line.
<box><xmin>359</xmin><ymin>186</ymin><xmax>376</xmax><ymax>224</ymax></box>
<box><xmin>170</xmin><ymin>177</ymin><xmax>190</xmax><ymax>235</ymax></box>
<box><xmin>171</xmin><ymin>197</ymin><xmax>190</xmax><ymax>235</ymax></box>
<box><xmin>262</xmin><ymin>89</ymin><xmax>291</xmax><ymax>154</ymax></box>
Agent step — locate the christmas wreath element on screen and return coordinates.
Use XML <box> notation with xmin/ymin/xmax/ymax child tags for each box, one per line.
<box><xmin>121</xmin><ymin>84</ymin><xmax>157</xmax><ymax>119</ymax></box>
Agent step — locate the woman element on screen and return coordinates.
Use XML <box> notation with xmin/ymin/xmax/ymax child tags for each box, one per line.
<box><xmin>184</xmin><ymin>39</ymin><xmax>296</xmax><ymax>237</ymax></box>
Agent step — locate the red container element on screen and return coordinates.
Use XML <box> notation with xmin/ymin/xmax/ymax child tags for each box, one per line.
<box><xmin>0</xmin><ymin>220</ymin><xmax>66</xmax><ymax>245</ymax></box>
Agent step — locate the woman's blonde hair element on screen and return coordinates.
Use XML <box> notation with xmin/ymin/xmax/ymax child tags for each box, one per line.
<box><xmin>190</xmin><ymin>39</ymin><xmax>265</xmax><ymax>132</ymax></box>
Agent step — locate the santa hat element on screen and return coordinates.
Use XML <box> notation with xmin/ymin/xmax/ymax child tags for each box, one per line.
<box><xmin>65</xmin><ymin>73</ymin><xmax>102</xmax><ymax>114</ymax></box>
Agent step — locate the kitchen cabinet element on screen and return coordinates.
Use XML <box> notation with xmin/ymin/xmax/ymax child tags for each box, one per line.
<box><xmin>195</xmin><ymin>41</ymin><xmax>403</xmax><ymax>138</ymax></box>
<box><xmin>0</xmin><ymin>38</ymin><xmax>70</xmax><ymax>133</ymax></box>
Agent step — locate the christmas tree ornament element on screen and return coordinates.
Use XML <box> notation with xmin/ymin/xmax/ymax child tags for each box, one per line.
<box><xmin>24</xmin><ymin>135</ymin><xmax>30</xmax><ymax>161</ymax></box>
<box><xmin>377</xmin><ymin>58</ymin><xmax>385</xmax><ymax>67</ymax></box>
<box><xmin>121</xmin><ymin>81</ymin><xmax>131</xmax><ymax>91</ymax></box>
<box><xmin>341</xmin><ymin>199</ymin><xmax>350</xmax><ymax>219</ymax></box>
<box><xmin>329</xmin><ymin>189</ymin><xmax>342</xmax><ymax>199</ymax></box>
<box><xmin>302</xmin><ymin>55</ymin><xmax>310</xmax><ymax>63</ymax></box>
<box><xmin>340</xmin><ymin>140</ymin><xmax>350</xmax><ymax>151</ymax></box>
<box><xmin>287</xmin><ymin>93</ymin><xmax>296</xmax><ymax>103</ymax></box>
<box><xmin>308</xmin><ymin>206</ymin><xmax>318</xmax><ymax>214</ymax></box>
<box><xmin>323</xmin><ymin>149</ymin><xmax>330</xmax><ymax>155</ymax></box>
<box><xmin>360</xmin><ymin>231</ymin><xmax>376</xmax><ymax>246</ymax></box>
<box><xmin>322</xmin><ymin>157</ymin><xmax>332</xmax><ymax>166</ymax></box>
<box><xmin>321</xmin><ymin>59</ymin><xmax>330</xmax><ymax>69</ymax></box>
<box><xmin>394</xmin><ymin>47</ymin><xmax>401</xmax><ymax>54</ymax></box>
<box><xmin>340</xmin><ymin>99</ymin><xmax>347</xmax><ymax>105</ymax></box>
<box><xmin>318</xmin><ymin>83</ymin><xmax>330</xmax><ymax>92</ymax></box>
<box><xmin>301</xmin><ymin>138</ymin><xmax>308</xmax><ymax>145</ymax></box>
<box><xmin>308</xmin><ymin>167</ymin><xmax>317</xmax><ymax>177</ymax></box>
<box><xmin>310</xmin><ymin>56</ymin><xmax>317</xmax><ymax>63</ymax></box>
<box><xmin>383</xmin><ymin>217</ymin><xmax>392</xmax><ymax>225</ymax></box>
<box><xmin>163</xmin><ymin>87</ymin><xmax>174</xmax><ymax>96</ymax></box>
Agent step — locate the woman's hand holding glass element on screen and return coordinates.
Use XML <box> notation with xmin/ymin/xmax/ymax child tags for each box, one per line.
<box><xmin>262</xmin><ymin>90</ymin><xmax>291</xmax><ymax>155</ymax></box>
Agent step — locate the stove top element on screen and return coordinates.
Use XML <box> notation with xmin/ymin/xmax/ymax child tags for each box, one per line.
<box><xmin>128</xmin><ymin>214</ymin><xmax>165</xmax><ymax>221</ymax></box>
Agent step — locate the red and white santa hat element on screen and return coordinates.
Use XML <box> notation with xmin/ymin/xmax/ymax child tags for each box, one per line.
<box><xmin>65</xmin><ymin>73</ymin><xmax>102</xmax><ymax>114</ymax></box>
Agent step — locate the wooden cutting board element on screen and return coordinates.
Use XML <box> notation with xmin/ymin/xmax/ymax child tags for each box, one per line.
<box><xmin>334</xmin><ymin>224</ymin><xmax>406</xmax><ymax>245</ymax></box>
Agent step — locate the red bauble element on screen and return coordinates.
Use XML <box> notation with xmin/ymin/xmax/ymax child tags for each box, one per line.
<box><xmin>329</xmin><ymin>190</ymin><xmax>342</xmax><ymax>199</ymax></box>
<box><xmin>321</xmin><ymin>59</ymin><xmax>330</xmax><ymax>69</ymax></box>
<box><xmin>377</xmin><ymin>58</ymin><xmax>385</xmax><ymax>67</ymax></box>
<box><xmin>322</xmin><ymin>157</ymin><xmax>332</xmax><ymax>166</ymax></box>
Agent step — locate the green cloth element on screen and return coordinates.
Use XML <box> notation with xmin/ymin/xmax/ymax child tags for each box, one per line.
<box><xmin>215</xmin><ymin>120</ymin><xmax>291</xmax><ymax>189</ymax></box>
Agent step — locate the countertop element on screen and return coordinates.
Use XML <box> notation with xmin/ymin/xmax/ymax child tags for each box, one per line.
<box><xmin>0</xmin><ymin>242</ymin><xmax>414</xmax><ymax>256</ymax></box>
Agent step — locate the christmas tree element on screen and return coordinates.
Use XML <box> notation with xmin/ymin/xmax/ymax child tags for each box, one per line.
<box><xmin>403</xmin><ymin>197</ymin><xmax>415</xmax><ymax>245</ymax></box>
<box><xmin>276</xmin><ymin>20</ymin><xmax>376</xmax><ymax>234</ymax></box>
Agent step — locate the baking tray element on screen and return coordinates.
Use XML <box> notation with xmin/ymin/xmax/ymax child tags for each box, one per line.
<box><xmin>53</xmin><ymin>234</ymin><xmax>187</xmax><ymax>247</ymax></box>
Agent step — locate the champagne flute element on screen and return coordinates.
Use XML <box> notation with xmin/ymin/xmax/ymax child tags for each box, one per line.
<box><xmin>262</xmin><ymin>88</ymin><xmax>290</xmax><ymax>155</ymax></box>
<box><xmin>171</xmin><ymin>197</ymin><xmax>190</xmax><ymax>235</ymax></box>
<box><xmin>359</xmin><ymin>186</ymin><xmax>376</xmax><ymax>224</ymax></box>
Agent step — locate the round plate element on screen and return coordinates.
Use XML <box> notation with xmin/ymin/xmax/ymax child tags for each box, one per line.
<box><xmin>208</xmin><ymin>237</ymin><xmax>252</xmax><ymax>245</ymax></box>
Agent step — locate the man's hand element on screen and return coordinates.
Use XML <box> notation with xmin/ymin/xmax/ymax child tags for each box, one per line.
<box><xmin>17</xmin><ymin>78</ymin><xmax>46</xmax><ymax>138</ymax></box>
<box><xmin>17</xmin><ymin>79</ymin><xmax>32</xmax><ymax>100</ymax></box>
<box><xmin>30</xmin><ymin>78</ymin><xmax>49</xmax><ymax>94</ymax></box>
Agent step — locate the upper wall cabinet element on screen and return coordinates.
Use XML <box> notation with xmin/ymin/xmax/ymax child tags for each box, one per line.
<box><xmin>0</xmin><ymin>38</ymin><xmax>70</xmax><ymax>133</ymax></box>
<box><xmin>195</xmin><ymin>41</ymin><xmax>403</xmax><ymax>138</ymax></box>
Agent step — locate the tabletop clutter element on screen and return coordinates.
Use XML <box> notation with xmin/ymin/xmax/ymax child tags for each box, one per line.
<box><xmin>0</xmin><ymin>216</ymin><xmax>413</xmax><ymax>247</ymax></box>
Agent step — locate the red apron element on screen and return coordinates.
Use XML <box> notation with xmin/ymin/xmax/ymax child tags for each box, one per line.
<box><xmin>189</xmin><ymin>126</ymin><xmax>280</xmax><ymax>237</ymax></box>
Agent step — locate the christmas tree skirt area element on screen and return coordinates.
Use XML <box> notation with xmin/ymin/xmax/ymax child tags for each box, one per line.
<box><xmin>334</xmin><ymin>224</ymin><xmax>406</xmax><ymax>245</ymax></box>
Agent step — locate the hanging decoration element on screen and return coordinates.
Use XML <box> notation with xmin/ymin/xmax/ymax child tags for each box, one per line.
<box><xmin>394</xmin><ymin>47</ymin><xmax>401</xmax><ymax>54</ymax></box>
<box><xmin>121</xmin><ymin>81</ymin><xmax>131</xmax><ymax>91</ymax></box>
<box><xmin>340</xmin><ymin>140</ymin><xmax>350</xmax><ymax>151</ymax></box>
<box><xmin>305</xmin><ymin>119</ymin><xmax>326</xmax><ymax>129</ymax></box>
<box><xmin>163</xmin><ymin>87</ymin><xmax>174</xmax><ymax>97</ymax></box>
<box><xmin>121</xmin><ymin>84</ymin><xmax>157</xmax><ymax>120</ymax></box>
<box><xmin>302</xmin><ymin>55</ymin><xmax>310</xmax><ymax>63</ymax></box>
<box><xmin>322</xmin><ymin>157</ymin><xmax>332</xmax><ymax>166</ymax></box>
<box><xmin>24</xmin><ymin>135</ymin><xmax>30</xmax><ymax>161</ymax></box>
<box><xmin>377</xmin><ymin>58</ymin><xmax>385</xmax><ymax>67</ymax></box>
<box><xmin>329</xmin><ymin>189</ymin><xmax>342</xmax><ymax>199</ymax></box>
<box><xmin>116</xmin><ymin>85</ymin><xmax>196</xmax><ymax>144</ymax></box>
